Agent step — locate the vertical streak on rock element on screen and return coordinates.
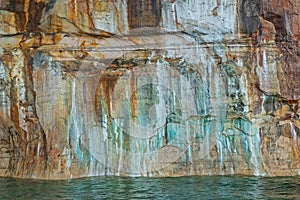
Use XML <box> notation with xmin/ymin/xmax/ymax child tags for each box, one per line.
<box><xmin>240</xmin><ymin>0</ymin><xmax>300</xmax><ymax>100</ymax></box>
<box><xmin>68</xmin><ymin>0</ymin><xmax>95</xmax><ymax>32</ymax></box>
<box><xmin>26</xmin><ymin>0</ymin><xmax>45</xmax><ymax>32</ymax></box>
<box><xmin>85</xmin><ymin>0</ymin><xmax>96</xmax><ymax>31</ymax></box>
<box><xmin>130</xmin><ymin>69</ymin><xmax>138</xmax><ymax>118</ymax></box>
<box><xmin>5</xmin><ymin>0</ymin><xmax>49</xmax><ymax>176</ymax></box>
<box><xmin>121</xmin><ymin>0</ymin><xmax>129</xmax><ymax>33</ymax></box>
<box><xmin>102</xmin><ymin>73</ymin><xmax>119</xmax><ymax>119</ymax></box>
<box><xmin>239</xmin><ymin>0</ymin><xmax>260</xmax><ymax>35</ymax></box>
<box><xmin>260</xmin><ymin>0</ymin><xmax>300</xmax><ymax>99</ymax></box>
<box><xmin>8</xmin><ymin>0</ymin><xmax>45</xmax><ymax>32</ymax></box>
<box><xmin>238</xmin><ymin>0</ymin><xmax>300</xmax><ymax>175</ymax></box>
<box><xmin>1</xmin><ymin>48</ymin><xmax>48</xmax><ymax>177</ymax></box>
<box><xmin>290</xmin><ymin>122</ymin><xmax>300</xmax><ymax>160</ymax></box>
<box><xmin>9</xmin><ymin>76</ymin><xmax>20</xmax><ymax>130</ymax></box>
<box><xmin>10</xmin><ymin>0</ymin><xmax>27</xmax><ymax>32</ymax></box>
<box><xmin>23</xmin><ymin>50</ymin><xmax>48</xmax><ymax>174</ymax></box>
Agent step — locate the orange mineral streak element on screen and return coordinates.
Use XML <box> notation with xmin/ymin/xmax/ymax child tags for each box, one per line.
<box><xmin>130</xmin><ymin>69</ymin><xmax>138</xmax><ymax>118</ymax></box>
<box><xmin>68</xmin><ymin>0</ymin><xmax>75</xmax><ymax>23</ymax></box>
<box><xmin>10</xmin><ymin>0</ymin><xmax>46</xmax><ymax>32</ymax></box>
<box><xmin>96</xmin><ymin>68</ymin><xmax>121</xmax><ymax>120</ymax></box>
<box><xmin>95</xmin><ymin>61</ymin><xmax>139</xmax><ymax>122</ymax></box>
<box><xmin>68</xmin><ymin>0</ymin><xmax>96</xmax><ymax>32</ymax></box>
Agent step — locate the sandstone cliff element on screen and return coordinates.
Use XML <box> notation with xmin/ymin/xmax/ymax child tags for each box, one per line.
<box><xmin>0</xmin><ymin>0</ymin><xmax>300</xmax><ymax>179</ymax></box>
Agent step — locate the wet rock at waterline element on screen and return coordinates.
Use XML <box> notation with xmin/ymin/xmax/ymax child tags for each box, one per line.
<box><xmin>0</xmin><ymin>0</ymin><xmax>300</xmax><ymax>179</ymax></box>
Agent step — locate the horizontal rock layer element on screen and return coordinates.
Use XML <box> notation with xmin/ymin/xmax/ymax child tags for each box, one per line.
<box><xmin>0</xmin><ymin>0</ymin><xmax>300</xmax><ymax>179</ymax></box>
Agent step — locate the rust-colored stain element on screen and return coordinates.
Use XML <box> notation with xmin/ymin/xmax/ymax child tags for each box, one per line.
<box><xmin>241</xmin><ymin>0</ymin><xmax>300</xmax><ymax>100</ymax></box>
<box><xmin>130</xmin><ymin>69</ymin><xmax>138</xmax><ymax>118</ymax></box>
<box><xmin>68</xmin><ymin>0</ymin><xmax>75</xmax><ymax>23</ymax></box>
<box><xmin>8</xmin><ymin>0</ymin><xmax>46</xmax><ymax>32</ymax></box>
<box><xmin>165</xmin><ymin>57</ymin><xmax>181</xmax><ymax>64</ymax></box>
<box><xmin>98</xmin><ymin>70</ymin><xmax>121</xmax><ymax>119</ymax></box>
<box><xmin>68</xmin><ymin>0</ymin><xmax>96</xmax><ymax>32</ymax></box>
<box><xmin>95</xmin><ymin>59</ymin><xmax>138</xmax><ymax>122</ymax></box>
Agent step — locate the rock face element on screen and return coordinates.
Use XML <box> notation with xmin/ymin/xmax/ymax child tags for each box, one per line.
<box><xmin>0</xmin><ymin>0</ymin><xmax>300</xmax><ymax>179</ymax></box>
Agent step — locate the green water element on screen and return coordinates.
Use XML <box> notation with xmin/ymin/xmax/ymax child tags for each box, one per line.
<box><xmin>0</xmin><ymin>176</ymin><xmax>299</xmax><ymax>199</ymax></box>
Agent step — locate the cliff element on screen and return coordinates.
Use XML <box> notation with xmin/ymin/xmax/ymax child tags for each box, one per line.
<box><xmin>0</xmin><ymin>0</ymin><xmax>300</xmax><ymax>179</ymax></box>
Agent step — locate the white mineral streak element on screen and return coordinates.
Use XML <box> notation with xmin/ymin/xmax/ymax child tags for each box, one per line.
<box><xmin>0</xmin><ymin>61</ymin><xmax>9</xmax><ymax>118</ymax></box>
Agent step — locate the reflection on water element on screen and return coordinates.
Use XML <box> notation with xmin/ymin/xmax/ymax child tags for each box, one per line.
<box><xmin>0</xmin><ymin>176</ymin><xmax>299</xmax><ymax>199</ymax></box>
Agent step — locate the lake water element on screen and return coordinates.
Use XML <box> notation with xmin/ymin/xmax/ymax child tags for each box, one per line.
<box><xmin>0</xmin><ymin>176</ymin><xmax>299</xmax><ymax>199</ymax></box>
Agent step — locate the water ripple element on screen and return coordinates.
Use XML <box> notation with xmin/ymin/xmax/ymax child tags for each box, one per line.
<box><xmin>0</xmin><ymin>176</ymin><xmax>300</xmax><ymax>199</ymax></box>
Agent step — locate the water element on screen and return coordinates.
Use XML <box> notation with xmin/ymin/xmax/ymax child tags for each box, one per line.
<box><xmin>0</xmin><ymin>176</ymin><xmax>299</xmax><ymax>199</ymax></box>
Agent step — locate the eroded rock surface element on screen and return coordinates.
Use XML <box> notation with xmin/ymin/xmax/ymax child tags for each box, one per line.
<box><xmin>0</xmin><ymin>0</ymin><xmax>300</xmax><ymax>179</ymax></box>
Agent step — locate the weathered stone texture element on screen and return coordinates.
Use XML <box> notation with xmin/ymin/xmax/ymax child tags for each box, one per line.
<box><xmin>0</xmin><ymin>0</ymin><xmax>300</xmax><ymax>179</ymax></box>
